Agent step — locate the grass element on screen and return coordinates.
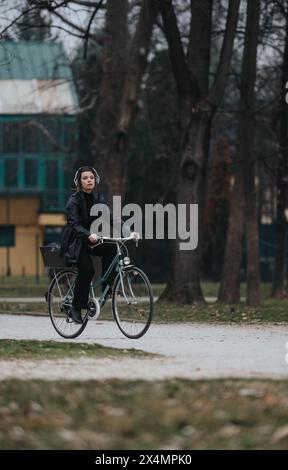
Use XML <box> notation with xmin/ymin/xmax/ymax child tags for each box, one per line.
<box><xmin>0</xmin><ymin>276</ymin><xmax>165</xmax><ymax>298</ymax></box>
<box><xmin>0</xmin><ymin>276</ymin><xmax>166</xmax><ymax>303</ymax></box>
<box><xmin>0</xmin><ymin>275</ymin><xmax>49</xmax><ymax>297</ymax></box>
<box><xmin>0</xmin><ymin>277</ymin><xmax>274</xmax><ymax>299</ymax></box>
<box><xmin>202</xmin><ymin>282</ymin><xmax>274</xmax><ymax>300</ymax></box>
<box><xmin>1</xmin><ymin>298</ymin><xmax>288</xmax><ymax>324</ymax></box>
<box><xmin>0</xmin><ymin>302</ymin><xmax>47</xmax><ymax>315</ymax></box>
<box><xmin>0</xmin><ymin>278</ymin><xmax>287</xmax><ymax>324</ymax></box>
<box><xmin>0</xmin><ymin>339</ymin><xmax>150</xmax><ymax>361</ymax></box>
<box><xmin>0</xmin><ymin>378</ymin><xmax>288</xmax><ymax>449</ymax></box>
<box><xmin>152</xmin><ymin>298</ymin><xmax>288</xmax><ymax>323</ymax></box>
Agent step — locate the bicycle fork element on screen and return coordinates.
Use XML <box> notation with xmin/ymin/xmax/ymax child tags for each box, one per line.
<box><xmin>118</xmin><ymin>269</ymin><xmax>138</xmax><ymax>305</ymax></box>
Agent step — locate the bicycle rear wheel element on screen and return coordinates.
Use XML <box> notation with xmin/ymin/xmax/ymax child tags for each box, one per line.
<box><xmin>112</xmin><ymin>266</ymin><xmax>153</xmax><ymax>339</ymax></box>
<box><xmin>48</xmin><ymin>269</ymin><xmax>88</xmax><ymax>339</ymax></box>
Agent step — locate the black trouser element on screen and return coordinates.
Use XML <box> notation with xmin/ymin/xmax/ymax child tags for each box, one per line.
<box><xmin>72</xmin><ymin>242</ymin><xmax>117</xmax><ymax>309</ymax></box>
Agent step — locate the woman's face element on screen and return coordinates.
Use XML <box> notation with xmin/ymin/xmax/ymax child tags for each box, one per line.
<box><xmin>80</xmin><ymin>171</ymin><xmax>96</xmax><ymax>192</ymax></box>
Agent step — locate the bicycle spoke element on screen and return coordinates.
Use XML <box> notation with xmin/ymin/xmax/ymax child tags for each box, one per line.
<box><xmin>112</xmin><ymin>267</ymin><xmax>153</xmax><ymax>339</ymax></box>
<box><xmin>49</xmin><ymin>270</ymin><xmax>87</xmax><ymax>339</ymax></box>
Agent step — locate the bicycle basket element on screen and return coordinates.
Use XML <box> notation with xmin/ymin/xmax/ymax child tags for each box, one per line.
<box><xmin>40</xmin><ymin>245</ymin><xmax>68</xmax><ymax>268</ymax></box>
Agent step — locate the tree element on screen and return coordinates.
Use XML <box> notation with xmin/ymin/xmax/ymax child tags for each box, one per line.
<box><xmin>1</xmin><ymin>0</ymin><xmax>159</xmax><ymax>202</ymax></box>
<box><xmin>71</xmin><ymin>30</ymin><xmax>103</xmax><ymax>167</ymax></box>
<box><xmin>89</xmin><ymin>0</ymin><xmax>128</xmax><ymax>204</ymax></box>
<box><xmin>272</xmin><ymin>0</ymin><xmax>288</xmax><ymax>298</ymax></box>
<box><xmin>219</xmin><ymin>0</ymin><xmax>261</xmax><ymax>306</ymax></box>
<box><xmin>14</xmin><ymin>0</ymin><xmax>51</xmax><ymax>40</ymax></box>
<box><xmin>91</xmin><ymin>0</ymin><xmax>159</xmax><ymax>205</ymax></box>
<box><xmin>202</xmin><ymin>136</ymin><xmax>232</xmax><ymax>279</ymax></box>
<box><xmin>158</xmin><ymin>0</ymin><xmax>240</xmax><ymax>304</ymax></box>
<box><xmin>124</xmin><ymin>49</ymin><xmax>181</xmax><ymax>282</ymax></box>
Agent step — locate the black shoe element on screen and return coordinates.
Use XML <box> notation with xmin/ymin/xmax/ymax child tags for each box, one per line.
<box><xmin>70</xmin><ymin>306</ymin><xmax>83</xmax><ymax>324</ymax></box>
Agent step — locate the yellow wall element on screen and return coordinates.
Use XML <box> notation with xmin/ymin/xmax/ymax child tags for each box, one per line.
<box><xmin>0</xmin><ymin>197</ymin><xmax>40</xmax><ymax>224</ymax></box>
<box><xmin>0</xmin><ymin>196</ymin><xmax>63</xmax><ymax>276</ymax></box>
<box><xmin>0</xmin><ymin>225</ymin><xmax>44</xmax><ymax>276</ymax></box>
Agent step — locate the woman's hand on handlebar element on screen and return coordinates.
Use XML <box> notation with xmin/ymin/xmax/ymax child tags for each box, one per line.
<box><xmin>88</xmin><ymin>233</ymin><xmax>100</xmax><ymax>244</ymax></box>
<box><xmin>130</xmin><ymin>231</ymin><xmax>140</xmax><ymax>240</ymax></box>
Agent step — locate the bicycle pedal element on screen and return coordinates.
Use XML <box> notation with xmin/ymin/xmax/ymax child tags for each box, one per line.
<box><xmin>87</xmin><ymin>299</ymin><xmax>101</xmax><ymax>320</ymax></box>
<box><xmin>67</xmin><ymin>313</ymin><xmax>75</xmax><ymax>323</ymax></box>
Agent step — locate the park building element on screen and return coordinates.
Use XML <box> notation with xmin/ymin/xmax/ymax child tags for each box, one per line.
<box><xmin>0</xmin><ymin>41</ymin><xmax>78</xmax><ymax>276</ymax></box>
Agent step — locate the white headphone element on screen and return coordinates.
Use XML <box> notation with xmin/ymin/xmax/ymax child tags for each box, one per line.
<box><xmin>73</xmin><ymin>166</ymin><xmax>100</xmax><ymax>187</ymax></box>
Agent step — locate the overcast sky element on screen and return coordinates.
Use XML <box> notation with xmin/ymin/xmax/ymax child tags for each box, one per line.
<box><xmin>0</xmin><ymin>0</ymin><xmax>106</xmax><ymax>59</ymax></box>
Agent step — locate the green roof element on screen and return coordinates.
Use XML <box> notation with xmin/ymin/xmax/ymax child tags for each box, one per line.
<box><xmin>0</xmin><ymin>41</ymin><xmax>73</xmax><ymax>80</ymax></box>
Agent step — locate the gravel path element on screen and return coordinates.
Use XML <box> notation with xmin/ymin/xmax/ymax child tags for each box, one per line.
<box><xmin>0</xmin><ymin>314</ymin><xmax>288</xmax><ymax>381</ymax></box>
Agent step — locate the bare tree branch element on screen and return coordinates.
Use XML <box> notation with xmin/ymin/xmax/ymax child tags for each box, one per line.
<box><xmin>23</xmin><ymin>120</ymin><xmax>70</xmax><ymax>154</ymax></box>
<box><xmin>158</xmin><ymin>0</ymin><xmax>194</xmax><ymax>100</ymax></box>
<box><xmin>118</xmin><ymin>0</ymin><xmax>159</xmax><ymax>141</ymax></box>
<box><xmin>0</xmin><ymin>3</ymin><xmax>41</xmax><ymax>36</ymax></box>
<box><xmin>0</xmin><ymin>0</ymin><xmax>100</xmax><ymax>41</ymax></box>
<box><xmin>77</xmin><ymin>93</ymin><xmax>97</xmax><ymax>113</ymax></box>
<box><xmin>50</xmin><ymin>7</ymin><xmax>97</xmax><ymax>38</ymax></box>
<box><xmin>187</xmin><ymin>0</ymin><xmax>212</xmax><ymax>100</ymax></box>
<box><xmin>274</xmin><ymin>0</ymin><xmax>288</xmax><ymax>18</ymax></box>
<box><xmin>206</xmin><ymin>0</ymin><xmax>241</xmax><ymax>111</ymax></box>
<box><xmin>83</xmin><ymin>0</ymin><xmax>104</xmax><ymax>59</ymax></box>
<box><xmin>69</xmin><ymin>0</ymin><xmax>104</xmax><ymax>7</ymax></box>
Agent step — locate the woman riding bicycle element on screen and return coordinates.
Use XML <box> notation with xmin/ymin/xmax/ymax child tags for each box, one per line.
<box><xmin>61</xmin><ymin>166</ymin><xmax>117</xmax><ymax>324</ymax></box>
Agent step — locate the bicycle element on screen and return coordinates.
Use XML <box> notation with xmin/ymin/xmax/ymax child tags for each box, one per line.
<box><xmin>40</xmin><ymin>234</ymin><xmax>154</xmax><ymax>340</ymax></box>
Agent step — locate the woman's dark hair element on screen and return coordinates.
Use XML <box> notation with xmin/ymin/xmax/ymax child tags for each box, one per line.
<box><xmin>73</xmin><ymin>166</ymin><xmax>100</xmax><ymax>190</ymax></box>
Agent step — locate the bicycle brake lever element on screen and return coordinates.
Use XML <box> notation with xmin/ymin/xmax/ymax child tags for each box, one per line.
<box><xmin>89</xmin><ymin>238</ymin><xmax>103</xmax><ymax>249</ymax></box>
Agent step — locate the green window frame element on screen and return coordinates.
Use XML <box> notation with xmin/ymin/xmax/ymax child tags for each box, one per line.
<box><xmin>4</xmin><ymin>158</ymin><xmax>18</xmax><ymax>187</ymax></box>
<box><xmin>24</xmin><ymin>158</ymin><xmax>38</xmax><ymax>188</ymax></box>
<box><xmin>0</xmin><ymin>225</ymin><xmax>15</xmax><ymax>247</ymax></box>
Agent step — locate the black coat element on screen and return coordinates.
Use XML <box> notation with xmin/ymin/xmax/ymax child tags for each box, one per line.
<box><xmin>60</xmin><ymin>190</ymin><xmax>103</xmax><ymax>264</ymax></box>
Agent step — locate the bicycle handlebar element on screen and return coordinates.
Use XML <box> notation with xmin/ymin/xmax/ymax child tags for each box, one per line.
<box><xmin>105</xmin><ymin>235</ymin><xmax>139</xmax><ymax>241</ymax></box>
<box><xmin>89</xmin><ymin>233</ymin><xmax>140</xmax><ymax>248</ymax></box>
<box><xmin>102</xmin><ymin>235</ymin><xmax>139</xmax><ymax>242</ymax></box>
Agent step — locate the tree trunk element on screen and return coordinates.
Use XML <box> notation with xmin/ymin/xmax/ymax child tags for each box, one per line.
<box><xmin>163</xmin><ymin>112</ymin><xmax>212</xmax><ymax>304</ymax></box>
<box><xmin>202</xmin><ymin>136</ymin><xmax>232</xmax><ymax>260</ymax></box>
<box><xmin>244</xmin><ymin>0</ymin><xmax>261</xmax><ymax>307</ymax></box>
<box><xmin>118</xmin><ymin>0</ymin><xmax>159</xmax><ymax>136</ymax></box>
<box><xmin>218</xmin><ymin>149</ymin><xmax>245</xmax><ymax>302</ymax></box>
<box><xmin>117</xmin><ymin>0</ymin><xmax>159</xmax><ymax>196</ymax></box>
<box><xmin>272</xmin><ymin>14</ymin><xmax>288</xmax><ymax>299</ymax></box>
<box><xmin>158</xmin><ymin>0</ymin><xmax>240</xmax><ymax>304</ymax></box>
<box><xmin>219</xmin><ymin>0</ymin><xmax>260</xmax><ymax>306</ymax></box>
<box><xmin>272</xmin><ymin>177</ymin><xmax>288</xmax><ymax>298</ymax></box>
<box><xmin>91</xmin><ymin>0</ymin><xmax>128</xmax><ymax>205</ymax></box>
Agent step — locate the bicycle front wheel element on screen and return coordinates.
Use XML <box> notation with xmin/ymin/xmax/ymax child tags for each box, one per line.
<box><xmin>48</xmin><ymin>269</ymin><xmax>88</xmax><ymax>339</ymax></box>
<box><xmin>112</xmin><ymin>266</ymin><xmax>154</xmax><ymax>339</ymax></box>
